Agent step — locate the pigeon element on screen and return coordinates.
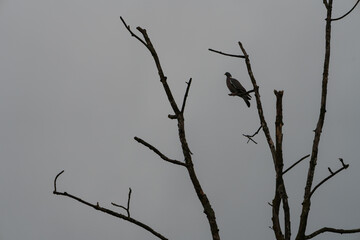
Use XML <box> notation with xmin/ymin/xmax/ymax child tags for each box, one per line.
<box><xmin>224</xmin><ymin>72</ymin><xmax>251</xmax><ymax>107</ymax></box>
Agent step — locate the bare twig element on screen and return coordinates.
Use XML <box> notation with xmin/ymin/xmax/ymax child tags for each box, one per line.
<box><xmin>305</xmin><ymin>227</ymin><xmax>360</xmax><ymax>239</ymax></box>
<box><xmin>112</xmin><ymin>188</ymin><xmax>132</xmax><ymax>217</ymax></box>
<box><xmin>119</xmin><ymin>16</ymin><xmax>147</xmax><ymax>47</ymax></box>
<box><xmin>331</xmin><ymin>0</ymin><xmax>360</xmax><ymax>21</ymax></box>
<box><xmin>282</xmin><ymin>154</ymin><xmax>310</xmax><ymax>175</ymax></box>
<box><xmin>242</xmin><ymin>126</ymin><xmax>262</xmax><ymax>144</ymax></box>
<box><xmin>181</xmin><ymin>78</ymin><xmax>192</xmax><ymax>114</ymax></box>
<box><xmin>134</xmin><ymin>136</ymin><xmax>186</xmax><ymax>167</ymax></box>
<box><xmin>208</xmin><ymin>48</ymin><xmax>245</xmax><ymax>58</ymax></box>
<box><xmin>53</xmin><ymin>171</ymin><xmax>168</xmax><ymax>240</ymax></box>
<box><xmin>53</xmin><ymin>170</ymin><xmax>64</xmax><ymax>193</ymax></box>
<box><xmin>309</xmin><ymin>159</ymin><xmax>349</xmax><ymax>198</ymax></box>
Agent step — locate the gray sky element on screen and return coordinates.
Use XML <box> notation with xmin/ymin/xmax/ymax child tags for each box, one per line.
<box><xmin>1</xmin><ymin>1</ymin><xmax>360</xmax><ymax>239</ymax></box>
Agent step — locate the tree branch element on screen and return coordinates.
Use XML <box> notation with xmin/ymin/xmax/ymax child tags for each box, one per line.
<box><xmin>208</xmin><ymin>48</ymin><xmax>245</xmax><ymax>58</ymax></box>
<box><xmin>120</xmin><ymin>16</ymin><xmax>180</xmax><ymax>116</ymax></box>
<box><xmin>111</xmin><ymin>187</ymin><xmax>132</xmax><ymax>217</ymax></box>
<box><xmin>119</xmin><ymin>16</ymin><xmax>147</xmax><ymax>47</ymax></box>
<box><xmin>305</xmin><ymin>227</ymin><xmax>360</xmax><ymax>239</ymax></box>
<box><xmin>122</xmin><ymin>17</ymin><xmax>220</xmax><ymax>240</ymax></box>
<box><xmin>242</xmin><ymin>126</ymin><xmax>262</xmax><ymax>144</ymax></box>
<box><xmin>181</xmin><ymin>78</ymin><xmax>192</xmax><ymax>114</ymax></box>
<box><xmin>331</xmin><ymin>0</ymin><xmax>360</xmax><ymax>21</ymax></box>
<box><xmin>134</xmin><ymin>136</ymin><xmax>186</xmax><ymax>167</ymax></box>
<box><xmin>53</xmin><ymin>171</ymin><xmax>168</xmax><ymax>240</ymax></box>
<box><xmin>238</xmin><ymin>41</ymin><xmax>277</xmax><ymax>165</ymax></box>
<box><xmin>296</xmin><ymin>2</ymin><xmax>333</xmax><ymax>239</ymax></box>
<box><xmin>309</xmin><ymin>158</ymin><xmax>349</xmax><ymax>198</ymax></box>
<box><xmin>282</xmin><ymin>154</ymin><xmax>310</xmax><ymax>175</ymax></box>
<box><xmin>274</xmin><ymin>90</ymin><xmax>291</xmax><ymax>240</ymax></box>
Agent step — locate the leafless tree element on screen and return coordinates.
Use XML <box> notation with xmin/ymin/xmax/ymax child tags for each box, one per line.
<box><xmin>53</xmin><ymin>1</ymin><xmax>360</xmax><ymax>240</ymax></box>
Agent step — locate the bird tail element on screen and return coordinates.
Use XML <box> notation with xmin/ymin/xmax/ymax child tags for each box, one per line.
<box><xmin>244</xmin><ymin>98</ymin><xmax>250</xmax><ymax>108</ymax></box>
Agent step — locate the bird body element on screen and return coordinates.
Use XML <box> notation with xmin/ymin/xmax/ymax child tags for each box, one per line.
<box><xmin>224</xmin><ymin>72</ymin><xmax>251</xmax><ymax>107</ymax></box>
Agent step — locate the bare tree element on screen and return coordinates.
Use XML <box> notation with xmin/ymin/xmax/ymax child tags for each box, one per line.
<box><xmin>53</xmin><ymin>1</ymin><xmax>360</xmax><ymax>240</ymax></box>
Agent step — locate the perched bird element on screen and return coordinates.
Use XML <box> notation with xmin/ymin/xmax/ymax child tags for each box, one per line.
<box><xmin>224</xmin><ymin>72</ymin><xmax>251</xmax><ymax>107</ymax></box>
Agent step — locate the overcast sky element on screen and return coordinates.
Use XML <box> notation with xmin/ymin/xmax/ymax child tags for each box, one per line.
<box><xmin>1</xmin><ymin>1</ymin><xmax>360</xmax><ymax>240</ymax></box>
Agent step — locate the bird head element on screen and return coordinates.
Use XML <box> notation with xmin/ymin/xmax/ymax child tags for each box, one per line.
<box><xmin>224</xmin><ymin>72</ymin><xmax>232</xmax><ymax>77</ymax></box>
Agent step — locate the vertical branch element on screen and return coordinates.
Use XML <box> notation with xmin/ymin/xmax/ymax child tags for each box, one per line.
<box><xmin>272</xmin><ymin>90</ymin><xmax>291</xmax><ymax>240</ymax></box>
<box><xmin>296</xmin><ymin>1</ymin><xmax>333</xmax><ymax>240</ymax></box>
<box><xmin>274</xmin><ymin>90</ymin><xmax>291</xmax><ymax>240</ymax></box>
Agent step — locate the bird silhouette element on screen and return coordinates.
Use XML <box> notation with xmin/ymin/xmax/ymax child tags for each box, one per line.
<box><xmin>224</xmin><ymin>72</ymin><xmax>251</xmax><ymax>107</ymax></box>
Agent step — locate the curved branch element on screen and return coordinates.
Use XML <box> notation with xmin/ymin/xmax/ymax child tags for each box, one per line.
<box><xmin>306</xmin><ymin>227</ymin><xmax>360</xmax><ymax>239</ymax></box>
<box><xmin>208</xmin><ymin>48</ymin><xmax>245</xmax><ymax>58</ymax></box>
<box><xmin>53</xmin><ymin>171</ymin><xmax>168</xmax><ymax>240</ymax></box>
<box><xmin>53</xmin><ymin>170</ymin><xmax>64</xmax><ymax>193</ymax></box>
<box><xmin>309</xmin><ymin>159</ymin><xmax>349</xmax><ymax>198</ymax></box>
<box><xmin>134</xmin><ymin>136</ymin><xmax>186</xmax><ymax>167</ymax></box>
<box><xmin>331</xmin><ymin>0</ymin><xmax>360</xmax><ymax>21</ymax></box>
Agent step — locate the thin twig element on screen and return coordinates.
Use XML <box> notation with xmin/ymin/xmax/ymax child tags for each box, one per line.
<box><xmin>331</xmin><ymin>0</ymin><xmax>360</xmax><ymax>21</ymax></box>
<box><xmin>181</xmin><ymin>78</ymin><xmax>192</xmax><ymax>114</ymax></box>
<box><xmin>119</xmin><ymin>16</ymin><xmax>147</xmax><ymax>47</ymax></box>
<box><xmin>305</xmin><ymin>227</ymin><xmax>360</xmax><ymax>239</ymax></box>
<box><xmin>242</xmin><ymin>126</ymin><xmax>262</xmax><ymax>144</ymax></box>
<box><xmin>282</xmin><ymin>154</ymin><xmax>310</xmax><ymax>175</ymax></box>
<box><xmin>134</xmin><ymin>137</ymin><xmax>186</xmax><ymax>167</ymax></box>
<box><xmin>53</xmin><ymin>170</ymin><xmax>64</xmax><ymax>193</ymax></box>
<box><xmin>309</xmin><ymin>159</ymin><xmax>349</xmax><ymax>198</ymax></box>
<box><xmin>53</xmin><ymin>172</ymin><xmax>168</xmax><ymax>240</ymax></box>
<box><xmin>208</xmin><ymin>48</ymin><xmax>245</xmax><ymax>58</ymax></box>
<box><xmin>111</xmin><ymin>188</ymin><xmax>132</xmax><ymax>217</ymax></box>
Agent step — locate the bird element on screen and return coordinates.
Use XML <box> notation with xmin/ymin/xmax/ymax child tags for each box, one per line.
<box><xmin>224</xmin><ymin>72</ymin><xmax>251</xmax><ymax>107</ymax></box>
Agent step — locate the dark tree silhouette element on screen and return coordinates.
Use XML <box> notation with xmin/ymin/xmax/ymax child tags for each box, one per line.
<box><xmin>53</xmin><ymin>1</ymin><xmax>360</xmax><ymax>240</ymax></box>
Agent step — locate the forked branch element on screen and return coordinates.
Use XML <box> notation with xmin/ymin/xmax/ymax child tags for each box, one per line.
<box><xmin>112</xmin><ymin>188</ymin><xmax>132</xmax><ymax>217</ymax></box>
<box><xmin>121</xmin><ymin>17</ymin><xmax>220</xmax><ymax>240</ymax></box>
<box><xmin>53</xmin><ymin>171</ymin><xmax>168</xmax><ymax>240</ymax></box>
<box><xmin>243</xmin><ymin>126</ymin><xmax>262</xmax><ymax>144</ymax></box>
<box><xmin>309</xmin><ymin>158</ymin><xmax>349</xmax><ymax>198</ymax></box>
